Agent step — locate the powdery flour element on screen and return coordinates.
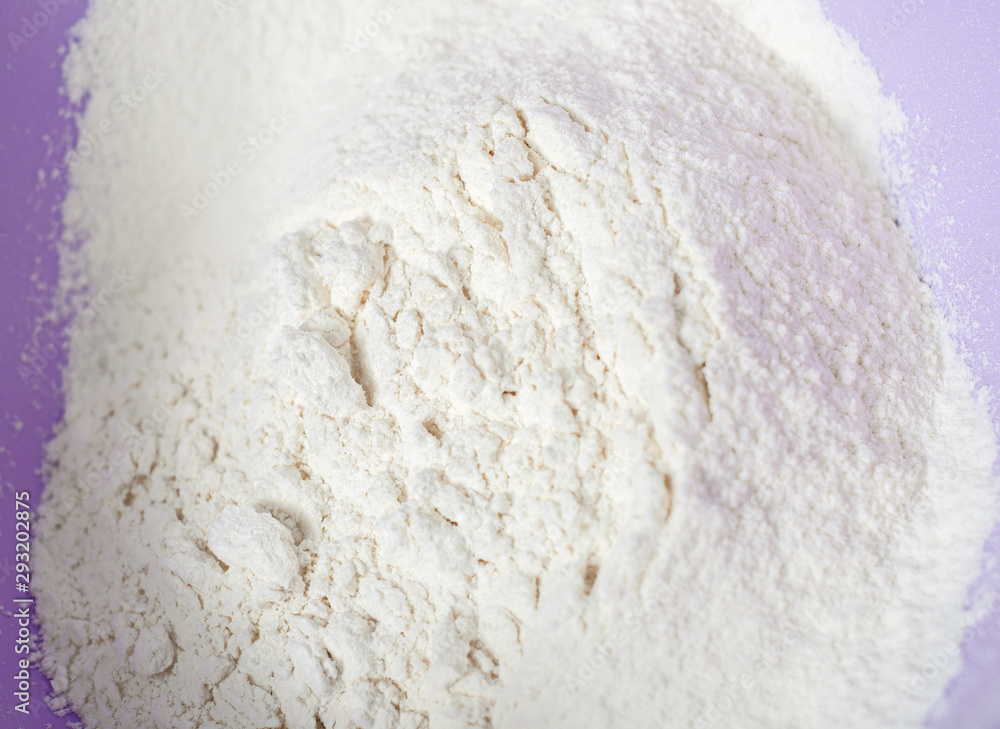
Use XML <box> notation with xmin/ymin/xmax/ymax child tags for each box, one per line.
<box><xmin>35</xmin><ymin>1</ymin><xmax>998</xmax><ymax>728</ymax></box>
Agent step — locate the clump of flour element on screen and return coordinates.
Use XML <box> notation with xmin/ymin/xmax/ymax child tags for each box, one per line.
<box><xmin>35</xmin><ymin>1</ymin><xmax>998</xmax><ymax>728</ymax></box>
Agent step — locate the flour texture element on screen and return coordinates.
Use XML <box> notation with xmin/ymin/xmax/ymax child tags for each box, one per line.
<box><xmin>35</xmin><ymin>1</ymin><xmax>998</xmax><ymax>728</ymax></box>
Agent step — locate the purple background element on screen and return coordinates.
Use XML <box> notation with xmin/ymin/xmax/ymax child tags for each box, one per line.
<box><xmin>1</xmin><ymin>0</ymin><xmax>87</xmax><ymax>727</ymax></box>
<box><xmin>818</xmin><ymin>2</ymin><xmax>1000</xmax><ymax>727</ymax></box>
<box><xmin>0</xmin><ymin>0</ymin><xmax>997</xmax><ymax>727</ymax></box>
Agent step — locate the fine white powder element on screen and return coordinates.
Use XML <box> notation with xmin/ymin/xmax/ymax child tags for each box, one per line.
<box><xmin>35</xmin><ymin>1</ymin><xmax>998</xmax><ymax>728</ymax></box>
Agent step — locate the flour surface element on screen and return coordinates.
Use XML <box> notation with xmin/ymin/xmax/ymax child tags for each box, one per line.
<box><xmin>35</xmin><ymin>1</ymin><xmax>998</xmax><ymax>728</ymax></box>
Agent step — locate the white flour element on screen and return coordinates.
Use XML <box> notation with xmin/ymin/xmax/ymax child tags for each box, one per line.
<box><xmin>36</xmin><ymin>1</ymin><xmax>998</xmax><ymax>728</ymax></box>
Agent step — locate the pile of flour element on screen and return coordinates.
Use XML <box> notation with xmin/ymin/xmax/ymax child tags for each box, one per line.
<box><xmin>35</xmin><ymin>0</ymin><xmax>998</xmax><ymax>728</ymax></box>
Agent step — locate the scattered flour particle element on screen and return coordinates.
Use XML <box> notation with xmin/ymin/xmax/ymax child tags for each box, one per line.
<box><xmin>207</xmin><ymin>505</ymin><xmax>302</xmax><ymax>599</ymax></box>
<box><xmin>129</xmin><ymin>625</ymin><xmax>175</xmax><ymax>677</ymax></box>
<box><xmin>32</xmin><ymin>1</ymin><xmax>999</xmax><ymax>728</ymax></box>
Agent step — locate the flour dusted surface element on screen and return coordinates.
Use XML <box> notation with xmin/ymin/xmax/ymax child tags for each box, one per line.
<box><xmin>35</xmin><ymin>1</ymin><xmax>998</xmax><ymax>728</ymax></box>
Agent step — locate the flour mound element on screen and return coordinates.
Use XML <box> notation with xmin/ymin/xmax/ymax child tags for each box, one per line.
<box><xmin>35</xmin><ymin>1</ymin><xmax>997</xmax><ymax>728</ymax></box>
